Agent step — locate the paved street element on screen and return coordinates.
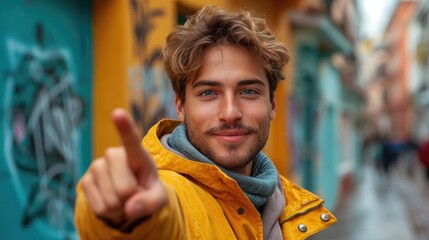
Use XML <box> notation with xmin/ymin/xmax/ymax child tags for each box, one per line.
<box><xmin>309</xmin><ymin>157</ymin><xmax>429</xmax><ymax>240</ymax></box>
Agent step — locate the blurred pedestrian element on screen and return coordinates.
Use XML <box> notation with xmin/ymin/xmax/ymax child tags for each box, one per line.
<box><xmin>74</xmin><ymin>5</ymin><xmax>336</xmax><ymax>239</ymax></box>
<box><xmin>418</xmin><ymin>138</ymin><xmax>429</xmax><ymax>181</ymax></box>
<box><xmin>377</xmin><ymin>136</ymin><xmax>396</xmax><ymax>174</ymax></box>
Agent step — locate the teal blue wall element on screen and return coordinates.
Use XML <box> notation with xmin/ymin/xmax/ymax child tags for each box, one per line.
<box><xmin>292</xmin><ymin>43</ymin><xmax>320</xmax><ymax>192</ymax></box>
<box><xmin>316</xmin><ymin>61</ymin><xmax>341</xmax><ymax>210</ymax></box>
<box><xmin>291</xmin><ymin>15</ymin><xmax>361</xmax><ymax>211</ymax></box>
<box><xmin>0</xmin><ymin>0</ymin><xmax>92</xmax><ymax>239</ymax></box>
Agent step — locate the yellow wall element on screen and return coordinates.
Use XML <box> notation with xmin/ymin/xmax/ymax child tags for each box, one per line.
<box><xmin>93</xmin><ymin>0</ymin><xmax>176</xmax><ymax>157</ymax></box>
<box><xmin>93</xmin><ymin>0</ymin><xmax>133</xmax><ymax>157</ymax></box>
<box><xmin>93</xmin><ymin>0</ymin><xmax>299</xmax><ymax>177</ymax></box>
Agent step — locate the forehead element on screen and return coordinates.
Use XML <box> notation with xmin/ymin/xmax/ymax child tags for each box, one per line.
<box><xmin>190</xmin><ymin>45</ymin><xmax>266</xmax><ymax>85</ymax></box>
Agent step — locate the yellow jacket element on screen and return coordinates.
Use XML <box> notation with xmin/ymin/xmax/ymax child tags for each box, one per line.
<box><xmin>75</xmin><ymin>119</ymin><xmax>336</xmax><ymax>239</ymax></box>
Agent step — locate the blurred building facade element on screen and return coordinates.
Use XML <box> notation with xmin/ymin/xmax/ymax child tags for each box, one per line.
<box><xmin>410</xmin><ymin>0</ymin><xmax>429</xmax><ymax>142</ymax></box>
<box><xmin>0</xmin><ymin>0</ymin><xmax>363</xmax><ymax>238</ymax></box>
<box><xmin>383</xmin><ymin>0</ymin><xmax>419</xmax><ymax>142</ymax></box>
<box><xmin>288</xmin><ymin>0</ymin><xmax>363</xmax><ymax>209</ymax></box>
<box><xmin>359</xmin><ymin>0</ymin><xmax>419</xmax><ymax>157</ymax></box>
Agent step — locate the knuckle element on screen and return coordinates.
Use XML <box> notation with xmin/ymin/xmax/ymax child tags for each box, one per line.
<box><xmin>94</xmin><ymin>201</ymin><xmax>122</xmax><ymax>219</ymax></box>
<box><xmin>104</xmin><ymin>147</ymin><xmax>117</xmax><ymax>158</ymax></box>
<box><xmin>105</xmin><ymin>197</ymin><xmax>122</xmax><ymax>210</ymax></box>
<box><xmin>91</xmin><ymin>158</ymin><xmax>106</xmax><ymax>173</ymax></box>
<box><xmin>81</xmin><ymin>174</ymin><xmax>93</xmax><ymax>191</ymax></box>
<box><xmin>117</xmin><ymin>186</ymin><xmax>136</xmax><ymax>200</ymax></box>
<box><xmin>104</xmin><ymin>147</ymin><xmax>125</xmax><ymax>164</ymax></box>
<box><xmin>93</xmin><ymin>204</ymin><xmax>109</xmax><ymax>217</ymax></box>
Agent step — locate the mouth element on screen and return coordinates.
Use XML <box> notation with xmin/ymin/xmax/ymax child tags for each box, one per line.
<box><xmin>212</xmin><ymin>129</ymin><xmax>251</xmax><ymax>144</ymax></box>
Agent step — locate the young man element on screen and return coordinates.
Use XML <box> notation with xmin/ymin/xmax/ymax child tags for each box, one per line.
<box><xmin>75</xmin><ymin>5</ymin><xmax>336</xmax><ymax>239</ymax></box>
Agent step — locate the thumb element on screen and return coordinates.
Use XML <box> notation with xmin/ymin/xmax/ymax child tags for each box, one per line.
<box><xmin>111</xmin><ymin>108</ymin><xmax>157</xmax><ymax>178</ymax></box>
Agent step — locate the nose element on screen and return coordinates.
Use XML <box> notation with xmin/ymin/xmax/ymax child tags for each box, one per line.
<box><xmin>218</xmin><ymin>94</ymin><xmax>242</xmax><ymax>123</ymax></box>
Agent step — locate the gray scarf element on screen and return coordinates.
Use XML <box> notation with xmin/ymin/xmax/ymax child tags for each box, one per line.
<box><xmin>167</xmin><ymin>124</ymin><xmax>278</xmax><ymax>209</ymax></box>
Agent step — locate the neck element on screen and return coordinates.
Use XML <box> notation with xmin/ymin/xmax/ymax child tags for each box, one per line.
<box><xmin>233</xmin><ymin>162</ymin><xmax>253</xmax><ymax>176</ymax></box>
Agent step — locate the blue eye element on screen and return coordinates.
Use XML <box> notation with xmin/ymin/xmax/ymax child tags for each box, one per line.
<box><xmin>241</xmin><ymin>89</ymin><xmax>257</xmax><ymax>95</ymax></box>
<box><xmin>200</xmin><ymin>90</ymin><xmax>216</xmax><ymax>96</ymax></box>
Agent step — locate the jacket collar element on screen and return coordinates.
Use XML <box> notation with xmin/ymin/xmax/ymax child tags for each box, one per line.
<box><xmin>143</xmin><ymin>119</ymin><xmax>335</xmax><ymax>232</ymax></box>
<box><xmin>144</xmin><ymin>119</ymin><xmax>324</xmax><ymax>203</ymax></box>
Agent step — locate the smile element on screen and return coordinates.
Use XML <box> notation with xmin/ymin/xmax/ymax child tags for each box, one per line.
<box><xmin>212</xmin><ymin>130</ymin><xmax>249</xmax><ymax>144</ymax></box>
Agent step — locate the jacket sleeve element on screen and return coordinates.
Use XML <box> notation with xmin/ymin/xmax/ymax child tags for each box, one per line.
<box><xmin>74</xmin><ymin>180</ymin><xmax>187</xmax><ymax>240</ymax></box>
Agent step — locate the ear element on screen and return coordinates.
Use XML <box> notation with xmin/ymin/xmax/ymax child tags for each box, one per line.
<box><xmin>175</xmin><ymin>95</ymin><xmax>185</xmax><ymax>121</ymax></box>
<box><xmin>270</xmin><ymin>99</ymin><xmax>276</xmax><ymax>120</ymax></box>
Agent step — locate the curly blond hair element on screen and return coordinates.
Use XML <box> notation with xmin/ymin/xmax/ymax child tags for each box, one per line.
<box><xmin>163</xmin><ymin>5</ymin><xmax>289</xmax><ymax>103</ymax></box>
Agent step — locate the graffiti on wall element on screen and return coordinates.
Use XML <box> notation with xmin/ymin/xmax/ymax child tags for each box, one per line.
<box><xmin>129</xmin><ymin>0</ymin><xmax>176</xmax><ymax>134</ymax></box>
<box><xmin>3</xmin><ymin>31</ymin><xmax>84</xmax><ymax>238</ymax></box>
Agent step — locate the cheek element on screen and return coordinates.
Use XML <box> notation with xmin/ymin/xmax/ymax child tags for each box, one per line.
<box><xmin>247</xmin><ymin>109</ymin><xmax>271</xmax><ymax>122</ymax></box>
<box><xmin>187</xmin><ymin>100</ymin><xmax>218</xmax><ymax>114</ymax></box>
<box><xmin>185</xmin><ymin>105</ymin><xmax>214</xmax><ymax>124</ymax></box>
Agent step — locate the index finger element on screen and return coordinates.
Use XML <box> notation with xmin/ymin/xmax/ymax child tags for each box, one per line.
<box><xmin>111</xmin><ymin>108</ymin><xmax>145</xmax><ymax>171</ymax></box>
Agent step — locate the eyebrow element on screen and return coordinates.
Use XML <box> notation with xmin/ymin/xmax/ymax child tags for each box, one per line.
<box><xmin>192</xmin><ymin>79</ymin><xmax>266</xmax><ymax>89</ymax></box>
<box><xmin>237</xmin><ymin>79</ymin><xmax>266</xmax><ymax>87</ymax></box>
<box><xmin>192</xmin><ymin>80</ymin><xmax>222</xmax><ymax>89</ymax></box>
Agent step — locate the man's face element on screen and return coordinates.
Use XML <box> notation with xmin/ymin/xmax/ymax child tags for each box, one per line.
<box><xmin>175</xmin><ymin>45</ymin><xmax>276</xmax><ymax>175</ymax></box>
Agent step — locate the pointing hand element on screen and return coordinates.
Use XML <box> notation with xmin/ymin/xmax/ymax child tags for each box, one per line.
<box><xmin>82</xmin><ymin>108</ymin><xmax>167</xmax><ymax>225</ymax></box>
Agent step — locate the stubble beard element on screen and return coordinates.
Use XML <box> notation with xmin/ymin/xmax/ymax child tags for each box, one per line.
<box><xmin>184</xmin><ymin>119</ymin><xmax>269</xmax><ymax>172</ymax></box>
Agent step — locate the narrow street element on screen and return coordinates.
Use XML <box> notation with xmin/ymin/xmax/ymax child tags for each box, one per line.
<box><xmin>309</xmin><ymin>157</ymin><xmax>429</xmax><ymax>240</ymax></box>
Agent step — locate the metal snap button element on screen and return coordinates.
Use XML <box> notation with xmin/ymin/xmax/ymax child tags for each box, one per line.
<box><xmin>237</xmin><ymin>207</ymin><xmax>245</xmax><ymax>215</ymax></box>
<box><xmin>320</xmin><ymin>213</ymin><xmax>330</xmax><ymax>222</ymax></box>
<box><xmin>298</xmin><ymin>224</ymin><xmax>307</xmax><ymax>232</ymax></box>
